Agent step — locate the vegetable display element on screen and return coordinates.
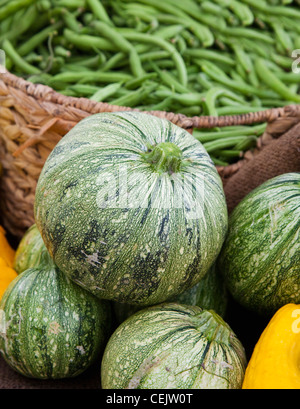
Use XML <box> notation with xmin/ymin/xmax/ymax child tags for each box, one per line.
<box><xmin>0</xmin><ymin>250</ymin><xmax>112</xmax><ymax>379</ymax></box>
<box><xmin>1</xmin><ymin>0</ymin><xmax>300</xmax><ymax>165</ymax></box>
<box><xmin>242</xmin><ymin>303</ymin><xmax>300</xmax><ymax>389</ymax></box>
<box><xmin>101</xmin><ymin>303</ymin><xmax>247</xmax><ymax>389</ymax></box>
<box><xmin>0</xmin><ymin>0</ymin><xmax>299</xmax><ymax>390</ymax></box>
<box><xmin>218</xmin><ymin>173</ymin><xmax>300</xmax><ymax>316</ymax></box>
<box><xmin>34</xmin><ymin>111</ymin><xmax>228</xmax><ymax>306</ymax></box>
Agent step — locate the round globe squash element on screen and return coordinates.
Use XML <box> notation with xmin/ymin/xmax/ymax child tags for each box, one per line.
<box><xmin>218</xmin><ymin>172</ymin><xmax>300</xmax><ymax>316</ymax></box>
<box><xmin>13</xmin><ymin>224</ymin><xmax>47</xmax><ymax>274</ymax></box>
<box><xmin>101</xmin><ymin>303</ymin><xmax>246</xmax><ymax>389</ymax></box>
<box><xmin>34</xmin><ymin>112</ymin><xmax>228</xmax><ymax>306</ymax></box>
<box><xmin>0</xmin><ymin>252</ymin><xmax>112</xmax><ymax>379</ymax></box>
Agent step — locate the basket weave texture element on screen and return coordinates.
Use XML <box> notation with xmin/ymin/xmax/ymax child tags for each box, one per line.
<box><xmin>0</xmin><ymin>70</ymin><xmax>300</xmax><ymax>239</ymax></box>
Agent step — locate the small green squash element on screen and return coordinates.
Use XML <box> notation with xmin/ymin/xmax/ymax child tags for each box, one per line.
<box><xmin>101</xmin><ymin>303</ymin><xmax>246</xmax><ymax>389</ymax></box>
<box><xmin>34</xmin><ymin>111</ymin><xmax>228</xmax><ymax>306</ymax></box>
<box><xmin>13</xmin><ymin>224</ymin><xmax>47</xmax><ymax>274</ymax></box>
<box><xmin>0</xmin><ymin>251</ymin><xmax>112</xmax><ymax>379</ymax></box>
<box><xmin>218</xmin><ymin>172</ymin><xmax>300</xmax><ymax>316</ymax></box>
<box><xmin>113</xmin><ymin>263</ymin><xmax>228</xmax><ymax>323</ymax></box>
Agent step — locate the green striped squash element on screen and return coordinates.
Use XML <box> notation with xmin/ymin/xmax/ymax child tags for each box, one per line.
<box><xmin>13</xmin><ymin>224</ymin><xmax>47</xmax><ymax>274</ymax></box>
<box><xmin>0</xmin><ymin>251</ymin><xmax>112</xmax><ymax>379</ymax></box>
<box><xmin>218</xmin><ymin>172</ymin><xmax>300</xmax><ymax>316</ymax></box>
<box><xmin>34</xmin><ymin>112</ymin><xmax>228</xmax><ymax>306</ymax></box>
<box><xmin>113</xmin><ymin>262</ymin><xmax>228</xmax><ymax>324</ymax></box>
<box><xmin>101</xmin><ymin>303</ymin><xmax>246</xmax><ymax>389</ymax></box>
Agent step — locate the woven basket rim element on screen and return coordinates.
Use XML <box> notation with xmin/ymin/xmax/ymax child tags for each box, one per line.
<box><xmin>2</xmin><ymin>70</ymin><xmax>300</xmax><ymax>130</ymax></box>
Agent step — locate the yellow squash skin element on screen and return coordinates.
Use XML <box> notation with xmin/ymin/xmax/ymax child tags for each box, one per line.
<box><xmin>242</xmin><ymin>303</ymin><xmax>300</xmax><ymax>389</ymax></box>
<box><xmin>0</xmin><ymin>226</ymin><xmax>15</xmax><ymax>267</ymax></box>
<box><xmin>0</xmin><ymin>226</ymin><xmax>17</xmax><ymax>299</ymax></box>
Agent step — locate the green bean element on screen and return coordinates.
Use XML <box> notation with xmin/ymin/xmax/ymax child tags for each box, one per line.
<box><xmin>86</xmin><ymin>0</ymin><xmax>114</xmax><ymax>26</ymax></box>
<box><xmin>200</xmin><ymin>1</ymin><xmax>237</xmax><ymax>24</ymax></box>
<box><xmin>133</xmin><ymin>1</ymin><xmax>214</xmax><ymax>46</ymax></box>
<box><xmin>49</xmin><ymin>71</ymin><xmax>133</xmax><ymax>85</ymax></box>
<box><xmin>202</xmin><ymin>87</ymin><xmax>227</xmax><ymax>116</ymax></box>
<box><xmin>200</xmin><ymin>61</ymin><xmax>278</xmax><ymax>99</ymax></box>
<box><xmin>24</xmin><ymin>52</ymin><xmax>43</xmax><ymax>64</ymax></box>
<box><xmin>203</xmin><ymin>136</ymin><xmax>249</xmax><ymax>153</ymax></box>
<box><xmin>227</xmin><ymin>0</ymin><xmax>254</xmax><ymax>26</ymax></box>
<box><xmin>53</xmin><ymin>0</ymin><xmax>85</xmax><ymax>8</ymax></box>
<box><xmin>233</xmin><ymin>135</ymin><xmax>257</xmax><ymax>151</ymax></box>
<box><xmin>2</xmin><ymin>39</ymin><xmax>40</xmax><ymax>75</ymax></box>
<box><xmin>254</xmin><ymin>58</ymin><xmax>300</xmax><ymax>103</ymax></box>
<box><xmin>26</xmin><ymin>73</ymin><xmax>53</xmax><ymax>84</ymax></box>
<box><xmin>178</xmin><ymin>105</ymin><xmax>202</xmax><ymax>116</ymax></box>
<box><xmin>119</xmin><ymin>31</ymin><xmax>188</xmax><ymax>86</ymax></box>
<box><xmin>110</xmin><ymin>82</ymin><xmax>157</xmax><ymax>107</ymax></box>
<box><xmin>154</xmin><ymin>89</ymin><xmax>206</xmax><ymax>107</ymax></box>
<box><xmin>142</xmin><ymin>96</ymin><xmax>174</xmax><ymax>112</ymax></box>
<box><xmin>61</xmin><ymin>8</ymin><xmax>83</xmax><ymax>33</ymax></box>
<box><xmin>0</xmin><ymin>0</ymin><xmax>35</xmax><ymax>20</ymax></box>
<box><xmin>54</xmin><ymin>45</ymin><xmax>71</xmax><ymax>58</ymax></box>
<box><xmin>125</xmin><ymin>73</ymin><xmax>157</xmax><ymax>89</ymax></box>
<box><xmin>92</xmin><ymin>21</ymin><xmax>144</xmax><ymax>78</ymax></box>
<box><xmin>196</xmin><ymin>73</ymin><xmax>214</xmax><ymax>90</ymax></box>
<box><xmin>17</xmin><ymin>21</ymin><xmax>62</xmax><ymax>57</ymax></box>
<box><xmin>63</xmin><ymin>28</ymin><xmax>118</xmax><ymax>52</ymax></box>
<box><xmin>216</xmin><ymin>105</ymin><xmax>266</xmax><ymax>115</ymax></box>
<box><xmin>122</xmin><ymin>2</ymin><xmax>158</xmax><ymax>22</ymax></box>
<box><xmin>221</xmin><ymin>26</ymin><xmax>274</xmax><ymax>44</ymax></box>
<box><xmin>210</xmin><ymin>157</ymin><xmax>229</xmax><ymax>166</ymax></box>
<box><xmin>271</xmin><ymin>53</ymin><xmax>293</xmax><ymax>69</ymax></box>
<box><xmin>0</xmin><ymin>3</ymin><xmax>38</xmax><ymax>42</ymax></box>
<box><xmin>240</xmin><ymin>0</ymin><xmax>300</xmax><ymax>18</ymax></box>
<box><xmin>90</xmin><ymin>83</ymin><xmax>123</xmax><ymax>102</ymax></box>
<box><xmin>69</xmin><ymin>84</ymin><xmax>100</xmax><ymax>96</ymax></box>
<box><xmin>153</xmin><ymin>24</ymin><xmax>185</xmax><ymax>40</ymax></box>
<box><xmin>213</xmin><ymin>149</ymin><xmax>242</xmax><ymax>159</ymax></box>
<box><xmin>270</xmin><ymin>21</ymin><xmax>294</xmax><ymax>54</ymax></box>
<box><xmin>184</xmin><ymin>49</ymin><xmax>235</xmax><ymax>66</ymax></box>
<box><xmin>150</xmin><ymin>62</ymin><xmax>191</xmax><ymax>94</ymax></box>
<box><xmin>139</xmin><ymin>50</ymin><xmax>170</xmax><ymax>63</ymax></box>
<box><xmin>275</xmin><ymin>72</ymin><xmax>300</xmax><ymax>84</ymax></box>
<box><xmin>194</xmin><ymin>123</ymin><xmax>266</xmax><ymax>143</ymax></box>
<box><xmin>36</xmin><ymin>0</ymin><xmax>51</xmax><ymax>11</ymax></box>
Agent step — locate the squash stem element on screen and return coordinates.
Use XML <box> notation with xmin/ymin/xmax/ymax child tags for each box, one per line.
<box><xmin>142</xmin><ymin>142</ymin><xmax>183</xmax><ymax>175</ymax></box>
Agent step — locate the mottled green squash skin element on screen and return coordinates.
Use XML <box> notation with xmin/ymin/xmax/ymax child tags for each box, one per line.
<box><xmin>34</xmin><ymin>112</ymin><xmax>228</xmax><ymax>306</ymax></box>
<box><xmin>101</xmin><ymin>303</ymin><xmax>246</xmax><ymax>389</ymax></box>
<box><xmin>218</xmin><ymin>172</ymin><xmax>300</xmax><ymax>316</ymax></box>
<box><xmin>13</xmin><ymin>224</ymin><xmax>47</xmax><ymax>274</ymax></box>
<box><xmin>113</xmin><ymin>263</ymin><xmax>228</xmax><ymax>323</ymax></box>
<box><xmin>0</xmin><ymin>253</ymin><xmax>112</xmax><ymax>379</ymax></box>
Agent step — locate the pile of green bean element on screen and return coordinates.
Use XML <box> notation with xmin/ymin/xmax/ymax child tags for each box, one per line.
<box><xmin>1</xmin><ymin>0</ymin><xmax>300</xmax><ymax>166</ymax></box>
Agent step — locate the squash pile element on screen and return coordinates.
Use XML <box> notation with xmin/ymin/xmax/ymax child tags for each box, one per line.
<box><xmin>0</xmin><ymin>112</ymin><xmax>299</xmax><ymax>389</ymax></box>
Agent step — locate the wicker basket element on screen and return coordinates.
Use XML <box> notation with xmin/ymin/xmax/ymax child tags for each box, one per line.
<box><xmin>1</xmin><ymin>70</ymin><xmax>300</xmax><ymax>239</ymax></box>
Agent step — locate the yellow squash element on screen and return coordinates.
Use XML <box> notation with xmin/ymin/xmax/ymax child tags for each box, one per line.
<box><xmin>0</xmin><ymin>258</ymin><xmax>18</xmax><ymax>300</ymax></box>
<box><xmin>242</xmin><ymin>303</ymin><xmax>300</xmax><ymax>389</ymax></box>
<box><xmin>0</xmin><ymin>225</ymin><xmax>15</xmax><ymax>267</ymax></box>
<box><xmin>0</xmin><ymin>226</ymin><xmax>17</xmax><ymax>299</ymax></box>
